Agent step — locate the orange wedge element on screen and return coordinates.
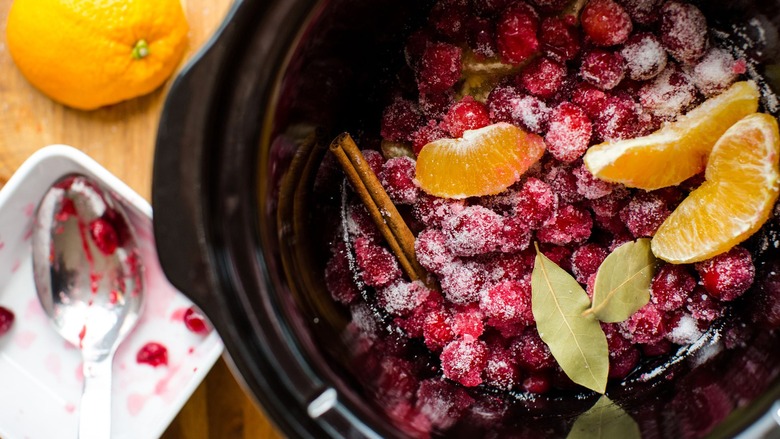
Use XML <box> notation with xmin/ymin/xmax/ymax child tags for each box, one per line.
<box><xmin>652</xmin><ymin>113</ymin><xmax>780</xmax><ymax>264</ymax></box>
<box><xmin>415</xmin><ymin>122</ymin><xmax>545</xmax><ymax>199</ymax></box>
<box><xmin>584</xmin><ymin>81</ymin><xmax>760</xmax><ymax>190</ymax></box>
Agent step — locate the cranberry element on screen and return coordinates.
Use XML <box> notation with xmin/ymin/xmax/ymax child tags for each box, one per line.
<box><xmin>376</xmin><ymin>357</ymin><xmax>419</xmax><ymax>404</ymax></box>
<box><xmin>405</xmin><ymin>30</ymin><xmax>433</xmax><ymax>68</ymax></box>
<box><xmin>511</xmin><ymin>328</ymin><xmax>555</xmax><ymax>372</ymax></box>
<box><xmin>571</xmin><ymin>82</ymin><xmax>609</xmax><ymax>119</ymax></box>
<box><xmin>514</xmin><ymin>177</ymin><xmax>557</xmax><ymax>228</ymax></box>
<box><xmin>0</xmin><ymin>306</ymin><xmax>14</xmax><ymax>336</ymax></box>
<box><xmin>472</xmin><ymin>0</ymin><xmax>511</xmax><ymax>16</ymax></box>
<box><xmin>443</xmin><ymin>206</ymin><xmax>506</xmax><ymax>256</ymax></box>
<box><xmin>415</xmin><ymin>228</ymin><xmax>456</xmax><ymax>274</ymax></box>
<box><xmin>137</xmin><ymin>342</ymin><xmax>168</xmax><ymax>367</ymax></box>
<box><xmin>451</xmin><ymin>304</ymin><xmax>485</xmax><ymax>339</ymax></box>
<box><xmin>380</xmin><ymin>157</ymin><xmax>419</xmax><ymax>205</ymax></box>
<box><xmin>428</xmin><ymin>1</ymin><xmax>468</xmax><ymax>41</ymax></box>
<box><xmin>441</xmin><ymin>338</ymin><xmax>488</xmax><ymax>387</ymax></box>
<box><xmin>346</xmin><ymin>204</ymin><xmax>381</xmax><ymax>242</ymax></box>
<box><xmin>523</xmin><ymin>371</ymin><xmax>552</xmax><ymax>393</ymax></box>
<box><xmin>443</xmin><ymin>96</ymin><xmax>491</xmax><ymax>137</ymax></box>
<box><xmin>642</xmin><ymin>338</ymin><xmax>673</xmax><ymax>356</ymax></box>
<box><xmin>617</xmin><ymin>0</ymin><xmax>663</xmax><ymax>25</ymax></box>
<box><xmin>580</xmin><ymin>49</ymin><xmax>625</xmax><ymax>91</ymax></box>
<box><xmin>537</xmin><ymin>204</ymin><xmax>593</xmax><ymax>245</ymax></box>
<box><xmin>89</xmin><ymin>218</ymin><xmax>119</xmax><ymax>256</ymax></box>
<box><xmin>484</xmin><ymin>347</ymin><xmax>521</xmax><ymax>390</ymax></box>
<box><xmin>325</xmin><ymin>246</ymin><xmax>360</xmax><ymax>305</ymax></box>
<box><xmin>481</xmin><ymin>279</ymin><xmax>534</xmax><ymax>326</ymax></box>
<box><xmin>620</xmin><ymin>302</ymin><xmax>668</xmax><ymax>344</ymax></box>
<box><xmin>621</xmin><ymin>33</ymin><xmax>667</xmax><ymax>82</ymax></box>
<box><xmin>381</xmin><ymin>99</ymin><xmax>424</xmax><ymax>142</ymax></box>
<box><xmin>543</xmin><ymin>161</ymin><xmax>584</xmax><ymax>203</ymax></box>
<box><xmin>602</xmin><ymin>322</ymin><xmax>632</xmax><ymax>357</ymax></box>
<box><xmin>496</xmin><ymin>2</ymin><xmax>540</xmax><ymax>65</ymax></box>
<box><xmin>540</xmin><ymin>16</ymin><xmax>581</xmax><ymax>62</ymax></box>
<box><xmin>416</xmin><ymin>378</ymin><xmax>474</xmax><ymax>430</ymax></box>
<box><xmin>619</xmin><ymin>192</ymin><xmax>671</xmax><ymax>238</ymax></box>
<box><xmin>183</xmin><ymin>306</ymin><xmax>209</xmax><ymax>334</ymax></box>
<box><xmin>423</xmin><ymin>306</ymin><xmax>455</xmax><ymax>351</ymax></box>
<box><xmin>666</xmin><ymin>312</ymin><xmax>706</xmax><ymax>345</ymax></box>
<box><xmin>353</xmin><ymin>237</ymin><xmax>402</xmax><ymax>287</ymax></box>
<box><xmin>544</xmin><ymin>102</ymin><xmax>592</xmax><ymax>163</ymax></box>
<box><xmin>419</xmin><ymin>91</ymin><xmax>455</xmax><ymax>120</ymax></box>
<box><xmin>695</xmin><ymin>247</ymin><xmax>755</xmax><ymax>301</ymax></box>
<box><xmin>539</xmin><ymin>244</ymin><xmax>573</xmax><ymax>272</ymax></box>
<box><xmin>686</xmin><ymin>286</ymin><xmax>722</xmax><ymax>322</ymax></box>
<box><xmin>651</xmin><ymin>264</ymin><xmax>696</xmax><ymax>311</ymax></box>
<box><xmin>581</xmin><ymin>0</ymin><xmax>632</xmax><ymax>47</ymax></box>
<box><xmin>660</xmin><ymin>1</ymin><xmax>708</xmax><ymax>64</ymax></box>
<box><xmin>573</xmin><ymin>163</ymin><xmax>616</xmax><ymax>200</ymax></box>
<box><xmin>466</xmin><ymin>17</ymin><xmax>497</xmax><ymax>58</ymax></box>
<box><xmin>380</xmin><ymin>281</ymin><xmax>430</xmax><ymax>316</ymax></box>
<box><xmin>487</xmin><ymin>85</ymin><xmax>551</xmax><ymax>134</ymax></box>
<box><xmin>417</xmin><ymin>42</ymin><xmax>463</xmax><ymax>94</ymax></box>
<box><xmin>589</xmin><ymin>187</ymin><xmax>629</xmax><ymax>218</ymax></box>
<box><xmin>609</xmin><ymin>346</ymin><xmax>640</xmax><ymax>379</ymax></box>
<box><xmin>413</xmin><ymin>193</ymin><xmax>466</xmax><ymax>228</ymax></box>
<box><xmin>501</xmin><ymin>217</ymin><xmax>533</xmax><ymax>253</ymax></box>
<box><xmin>518</xmin><ymin>57</ymin><xmax>567</xmax><ymax>99</ymax></box>
<box><xmin>638</xmin><ymin>64</ymin><xmax>698</xmax><ymax>119</ymax></box>
<box><xmin>570</xmin><ymin>243</ymin><xmax>608</xmax><ymax>284</ymax></box>
<box><xmin>411</xmin><ymin>120</ymin><xmax>448</xmax><ymax>155</ymax></box>
<box><xmin>687</xmin><ymin>48</ymin><xmax>744</xmax><ymax>97</ymax></box>
<box><xmin>594</xmin><ymin>95</ymin><xmax>642</xmax><ymax>142</ymax></box>
<box><xmin>361</xmin><ymin>149</ymin><xmax>385</xmax><ymax>176</ymax></box>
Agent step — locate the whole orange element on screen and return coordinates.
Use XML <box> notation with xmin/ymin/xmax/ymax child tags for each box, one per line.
<box><xmin>6</xmin><ymin>0</ymin><xmax>189</xmax><ymax>110</ymax></box>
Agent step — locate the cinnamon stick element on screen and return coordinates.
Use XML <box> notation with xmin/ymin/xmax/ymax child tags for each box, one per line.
<box><xmin>330</xmin><ymin>133</ymin><xmax>431</xmax><ymax>287</ymax></box>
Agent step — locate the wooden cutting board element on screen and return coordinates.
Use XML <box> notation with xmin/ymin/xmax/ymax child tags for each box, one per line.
<box><xmin>0</xmin><ymin>0</ymin><xmax>282</xmax><ymax>437</ymax></box>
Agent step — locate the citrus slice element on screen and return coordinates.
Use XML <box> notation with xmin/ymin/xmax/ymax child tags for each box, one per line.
<box><xmin>652</xmin><ymin>113</ymin><xmax>780</xmax><ymax>264</ymax></box>
<box><xmin>415</xmin><ymin>122</ymin><xmax>545</xmax><ymax>199</ymax></box>
<box><xmin>584</xmin><ymin>81</ymin><xmax>760</xmax><ymax>190</ymax></box>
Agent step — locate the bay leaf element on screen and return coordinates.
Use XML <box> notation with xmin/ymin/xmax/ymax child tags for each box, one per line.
<box><xmin>589</xmin><ymin>239</ymin><xmax>656</xmax><ymax>323</ymax></box>
<box><xmin>566</xmin><ymin>395</ymin><xmax>641</xmax><ymax>439</ymax></box>
<box><xmin>532</xmin><ymin>244</ymin><xmax>609</xmax><ymax>394</ymax></box>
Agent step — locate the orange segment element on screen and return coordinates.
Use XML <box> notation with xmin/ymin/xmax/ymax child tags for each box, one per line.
<box><xmin>415</xmin><ymin>122</ymin><xmax>545</xmax><ymax>199</ymax></box>
<box><xmin>584</xmin><ymin>81</ymin><xmax>760</xmax><ymax>190</ymax></box>
<box><xmin>652</xmin><ymin>113</ymin><xmax>780</xmax><ymax>264</ymax></box>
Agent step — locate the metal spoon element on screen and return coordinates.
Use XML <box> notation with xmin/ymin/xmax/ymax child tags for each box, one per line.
<box><xmin>32</xmin><ymin>174</ymin><xmax>144</xmax><ymax>439</ymax></box>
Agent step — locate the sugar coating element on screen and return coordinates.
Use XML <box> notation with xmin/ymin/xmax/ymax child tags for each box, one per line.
<box><xmin>545</xmin><ymin>103</ymin><xmax>592</xmax><ymax>163</ymax></box>
<box><xmin>638</xmin><ymin>65</ymin><xmax>698</xmax><ymax>119</ymax></box>
<box><xmin>621</xmin><ymin>32</ymin><xmax>667</xmax><ymax>81</ymax></box>
<box><xmin>440</xmin><ymin>338</ymin><xmax>488</xmax><ymax>387</ymax></box>
<box><xmin>667</xmin><ymin>313</ymin><xmax>703</xmax><ymax>345</ymax></box>
<box><xmin>687</xmin><ymin>47</ymin><xmax>744</xmax><ymax>97</ymax></box>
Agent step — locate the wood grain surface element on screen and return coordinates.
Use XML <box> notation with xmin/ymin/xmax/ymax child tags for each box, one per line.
<box><xmin>0</xmin><ymin>0</ymin><xmax>283</xmax><ymax>437</ymax></box>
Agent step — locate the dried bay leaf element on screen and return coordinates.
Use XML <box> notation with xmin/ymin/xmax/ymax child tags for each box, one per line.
<box><xmin>566</xmin><ymin>395</ymin><xmax>641</xmax><ymax>439</ymax></box>
<box><xmin>532</xmin><ymin>244</ymin><xmax>609</xmax><ymax>394</ymax></box>
<box><xmin>589</xmin><ymin>239</ymin><xmax>656</xmax><ymax>323</ymax></box>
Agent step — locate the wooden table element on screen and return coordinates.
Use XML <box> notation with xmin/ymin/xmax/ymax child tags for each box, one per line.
<box><xmin>0</xmin><ymin>1</ymin><xmax>283</xmax><ymax>437</ymax></box>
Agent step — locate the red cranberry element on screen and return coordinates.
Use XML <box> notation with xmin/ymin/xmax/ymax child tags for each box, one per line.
<box><xmin>511</xmin><ymin>328</ymin><xmax>555</xmax><ymax>372</ymax></box>
<box><xmin>621</xmin><ymin>33</ymin><xmax>668</xmax><ymax>81</ymax></box>
<box><xmin>137</xmin><ymin>342</ymin><xmax>168</xmax><ymax>367</ymax></box>
<box><xmin>570</xmin><ymin>243</ymin><xmax>608</xmax><ymax>284</ymax></box>
<box><xmin>501</xmin><ymin>216</ymin><xmax>533</xmax><ymax>253</ymax></box>
<box><xmin>580</xmin><ymin>49</ymin><xmax>625</xmax><ymax>91</ymax></box>
<box><xmin>543</xmin><ymin>162</ymin><xmax>583</xmax><ymax>203</ymax></box>
<box><xmin>183</xmin><ymin>306</ymin><xmax>209</xmax><ymax>334</ymax></box>
<box><xmin>428</xmin><ymin>1</ymin><xmax>468</xmax><ymax>41</ymax></box>
<box><xmin>573</xmin><ymin>163</ymin><xmax>616</xmax><ymax>200</ymax></box>
<box><xmin>0</xmin><ymin>306</ymin><xmax>14</xmax><ymax>336</ymax></box>
<box><xmin>496</xmin><ymin>2</ymin><xmax>540</xmax><ymax>65</ymax></box>
<box><xmin>666</xmin><ymin>312</ymin><xmax>706</xmax><ymax>345</ymax></box>
<box><xmin>415</xmin><ymin>228</ymin><xmax>456</xmax><ymax>274</ymax></box>
<box><xmin>619</xmin><ymin>192</ymin><xmax>671</xmax><ymax>238</ymax></box>
<box><xmin>466</xmin><ymin>17</ymin><xmax>497</xmax><ymax>58</ymax></box>
<box><xmin>484</xmin><ymin>347</ymin><xmax>521</xmax><ymax>390</ymax></box>
<box><xmin>441</xmin><ymin>338</ymin><xmax>488</xmax><ymax>387</ymax></box>
<box><xmin>620</xmin><ymin>302</ymin><xmax>668</xmax><ymax>344</ymax></box>
<box><xmin>540</xmin><ymin>16</ymin><xmax>581</xmax><ymax>62</ymax></box>
<box><xmin>687</xmin><ymin>47</ymin><xmax>744</xmax><ymax>97</ymax></box>
<box><xmin>481</xmin><ymin>279</ymin><xmax>534</xmax><ymax>326</ymax></box>
<box><xmin>380</xmin><ymin>157</ymin><xmax>419</xmax><ymax>205</ymax></box>
<box><xmin>376</xmin><ymin>357</ymin><xmax>419</xmax><ymax>403</ymax></box>
<box><xmin>523</xmin><ymin>371</ymin><xmax>552</xmax><ymax>393</ymax></box>
<box><xmin>417</xmin><ymin>42</ymin><xmax>463</xmax><ymax>94</ymax></box>
<box><xmin>419</xmin><ymin>91</ymin><xmax>455</xmax><ymax>120</ymax></box>
<box><xmin>443</xmin><ymin>96</ymin><xmax>491</xmax><ymax>137</ymax></box>
<box><xmin>380</xmin><ymin>281</ymin><xmax>430</xmax><ymax>317</ymax></box>
<box><xmin>405</xmin><ymin>30</ymin><xmax>433</xmax><ymax>68</ymax></box>
<box><xmin>381</xmin><ymin>98</ymin><xmax>424</xmax><ymax>142</ymax></box>
<box><xmin>353</xmin><ymin>237</ymin><xmax>402</xmax><ymax>287</ymax></box>
<box><xmin>443</xmin><ymin>206</ymin><xmax>505</xmax><ymax>256</ymax></box>
<box><xmin>617</xmin><ymin>0</ymin><xmax>663</xmax><ymax>25</ymax></box>
<box><xmin>416</xmin><ymin>378</ymin><xmax>474</xmax><ymax>430</ymax></box>
<box><xmin>602</xmin><ymin>322</ymin><xmax>632</xmax><ymax>357</ymax></box>
<box><xmin>660</xmin><ymin>1</ymin><xmax>708</xmax><ymax>65</ymax></box>
<box><xmin>651</xmin><ymin>264</ymin><xmax>696</xmax><ymax>311</ymax></box>
<box><xmin>411</xmin><ymin>120</ymin><xmax>448</xmax><ymax>155</ymax></box>
<box><xmin>544</xmin><ymin>102</ymin><xmax>592</xmax><ymax>163</ymax></box>
<box><xmin>639</xmin><ymin>64</ymin><xmax>698</xmax><ymax>120</ymax></box>
<box><xmin>346</xmin><ymin>204</ymin><xmax>381</xmax><ymax>243</ymax></box>
<box><xmin>686</xmin><ymin>286</ymin><xmax>722</xmax><ymax>322</ymax></box>
<box><xmin>89</xmin><ymin>218</ymin><xmax>119</xmax><ymax>256</ymax></box>
<box><xmin>440</xmin><ymin>260</ymin><xmax>488</xmax><ymax>304</ymax></box>
<box><xmin>581</xmin><ymin>0</ymin><xmax>632</xmax><ymax>47</ymax></box>
<box><xmin>515</xmin><ymin>177</ymin><xmax>557</xmax><ymax>228</ymax></box>
<box><xmin>589</xmin><ymin>187</ymin><xmax>629</xmax><ymax>218</ymax></box>
<box><xmin>413</xmin><ymin>193</ymin><xmax>466</xmax><ymax>228</ymax></box>
<box><xmin>609</xmin><ymin>346</ymin><xmax>640</xmax><ymax>379</ymax></box>
<box><xmin>361</xmin><ymin>149</ymin><xmax>385</xmax><ymax>176</ymax></box>
<box><xmin>594</xmin><ymin>95</ymin><xmax>642</xmax><ymax>142</ymax></box>
<box><xmin>695</xmin><ymin>247</ymin><xmax>755</xmax><ymax>301</ymax></box>
<box><xmin>539</xmin><ymin>244</ymin><xmax>573</xmax><ymax>272</ymax></box>
<box><xmin>571</xmin><ymin>82</ymin><xmax>609</xmax><ymax>119</ymax></box>
<box><xmin>518</xmin><ymin>57</ymin><xmax>567</xmax><ymax>99</ymax></box>
<box><xmin>423</xmin><ymin>306</ymin><xmax>455</xmax><ymax>351</ymax></box>
<box><xmin>325</xmin><ymin>245</ymin><xmax>361</xmax><ymax>305</ymax></box>
<box><xmin>537</xmin><ymin>204</ymin><xmax>593</xmax><ymax>245</ymax></box>
<box><xmin>487</xmin><ymin>86</ymin><xmax>551</xmax><ymax>134</ymax></box>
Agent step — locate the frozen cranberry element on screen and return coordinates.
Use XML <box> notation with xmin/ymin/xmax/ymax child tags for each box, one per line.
<box><xmin>571</xmin><ymin>82</ymin><xmax>609</xmax><ymax>119</ymax></box>
<box><xmin>523</xmin><ymin>371</ymin><xmax>552</xmax><ymax>393</ymax></box>
<box><xmin>545</xmin><ymin>103</ymin><xmax>592</xmax><ymax>163</ymax></box>
<box><xmin>620</xmin><ymin>192</ymin><xmax>670</xmax><ymax>238</ymax></box>
<box><xmin>540</xmin><ymin>16</ymin><xmax>581</xmax><ymax>62</ymax></box>
<box><xmin>467</xmin><ymin>17</ymin><xmax>497</xmax><ymax>58</ymax></box>
<box><xmin>376</xmin><ymin>357</ymin><xmax>419</xmax><ymax>404</ymax></box>
<box><xmin>589</xmin><ymin>187</ymin><xmax>629</xmax><ymax>218</ymax></box>
<box><xmin>380</xmin><ymin>281</ymin><xmax>430</xmax><ymax>316</ymax></box>
<box><xmin>411</xmin><ymin>120</ymin><xmax>448</xmax><ymax>155</ymax></box>
<box><xmin>405</xmin><ymin>30</ymin><xmax>433</xmax><ymax>68</ymax></box>
<box><xmin>346</xmin><ymin>204</ymin><xmax>380</xmax><ymax>243</ymax></box>
<box><xmin>666</xmin><ymin>312</ymin><xmax>706</xmax><ymax>345</ymax></box>
<box><xmin>182</xmin><ymin>306</ymin><xmax>209</xmax><ymax>334</ymax></box>
<box><xmin>443</xmin><ymin>206</ymin><xmax>505</xmax><ymax>256</ymax></box>
<box><xmin>543</xmin><ymin>161</ymin><xmax>583</xmax><ymax>203</ymax></box>
<box><xmin>361</xmin><ymin>149</ymin><xmax>385</xmax><ymax>176</ymax></box>
<box><xmin>511</xmin><ymin>328</ymin><xmax>555</xmax><ymax>372</ymax></box>
<box><xmin>428</xmin><ymin>1</ymin><xmax>468</xmax><ymax>41</ymax></box>
<box><xmin>417</xmin><ymin>42</ymin><xmax>463</xmax><ymax>94</ymax></box>
<box><xmin>501</xmin><ymin>217</ymin><xmax>533</xmax><ymax>253</ymax></box>
<box><xmin>515</xmin><ymin>177</ymin><xmax>557</xmax><ymax>228</ymax></box>
<box><xmin>440</xmin><ymin>260</ymin><xmax>487</xmax><ymax>304</ymax></box>
<box><xmin>484</xmin><ymin>347</ymin><xmax>521</xmax><ymax>390</ymax></box>
<box><xmin>660</xmin><ymin>1</ymin><xmax>708</xmax><ymax>65</ymax></box>
<box><xmin>581</xmin><ymin>0</ymin><xmax>632</xmax><ymax>47</ymax></box>
<box><xmin>450</xmin><ymin>304</ymin><xmax>485</xmax><ymax>338</ymax></box>
<box><xmin>686</xmin><ymin>286</ymin><xmax>722</xmax><ymax>322</ymax></box>
<box><xmin>443</xmin><ymin>96</ymin><xmax>491</xmax><ymax>137</ymax></box>
<box><xmin>539</xmin><ymin>244</ymin><xmax>573</xmax><ymax>272</ymax></box>
<box><xmin>594</xmin><ymin>95</ymin><xmax>642</xmax><ymax>142</ymax></box>
<box><xmin>381</xmin><ymin>99</ymin><xmax>424</xmax><ymax>142</ymax></box>
<box><xmin>602</xmin><ymin>322</ymin><xmax>632</xmax><ymax>357</ymax></box>
<box><xmin>580</xmin><ymin>49</ymin><xmax>625</xmax><ymax>91</ymax></box>
<box><xmin>639</xmin><ymin>65</ymin><xmax>698</xmax><ymax>119</ymax></box>
<box><xmin>538</xmin><ymin>204</ymin><xmax>593</xmax><ymax>245</ymax></box>
<box><xmin>0</xmin><ymin>306</ymin><xmax>14</xmax><ymax>336</ymax></box>
<box><xmin>609</xmin><ymin>346</ymin><xmax>640</xmax><ymax>379</ymax></box>
<box><xmin>651</xmin><ymin>264</ymin><xmax>696</xmax><ymax>311</ymax></box>
<box><xmin>89</xmin><ymin>218</ymin><xmax>119</xmax><ymax>256</ymax></box>
<box><xmin>416</xmin><ymin>378</ymin><xmax>474</xmax><ymax>430</ymax></box>
<box><xmin>380</xmin><ymin>157</ymin><xmax>419</xmax><ymax>205</ymax></box>
<box><xmin>423</xmin><ymin>306</ymin><xmax>455</xmax><ymax>351</ymax></box>
<box><xmin>621</xmin><ymin>33</ymin><xmax>667</xmax><ymax>82</ymax></box>
<box><xmin>354</xmin><ymin>237</ymin><xmax>402</xmax><ymax>287</ymax></box>
<box><xmin>573</xmin><ymin>163</ymin><xmax>616</xmax><ymax>200</ymax></box>
<box><xmin>617</xmin><ymin>0</ymin><xmax>662</xmax><ymax>25</ymax></box>
<box><xmin>325</xmin><ymin>247</ymin><xmax>360</xmax><ymax>305</ymax></box>
<box><xmin>570</xmin><ymin>243</ymin><xmax>608</xmax><ymax>284</ymax></box>
<box><xmin>620</xmin><ymin>302</ymin><xmax>668</xmax><ymax>344</ymax></box>
<box><xmin>695</xmin><ymin>247</ymin><xmax>755</xmax><ymax>301</ymax></box>
<box><xmin>487</xmin><ymin>86</ymin><xmax>551</xmax><ymax>133</ymax></box>
<box><xmin>415</xmin><ymin>228</ymin><xmax>455</xmax><ymax>274</ymax></box>
<box><xmin>687</xmin><ymin>47</ymin><xmax>744</xmax><ymax>97</ymax></box>
<box><xmin>137</xmin><ymin>342</ymin><xmax>168</xmax><ymax>367</ymax></box>
<box><xmin>518</xmin><ymin>57</ymin><xmax>567</xmax><ymax>99</ymax></box>
<box><xmin>496</xmin><ymin>2</ymin><xmax>540</xmax><ymax>65</ymax></box>
<box><xmin>419</xmin><ymin>91</ymin><xmax>455</xmax><ymax>120</ymax></box>
<box><xmin>441</xmin><ymin>338</ymin><xmax>488</xmax><ymax>387</ymax></box>
<box><xmin>414</xmin><ymin>193</ymin><xmax>465</xmax><ymax>228</ymax></box>
<box><xmin>481</xmin><ymin>279</ymin><xmax>534</xmax><ymax>327</ymax></box>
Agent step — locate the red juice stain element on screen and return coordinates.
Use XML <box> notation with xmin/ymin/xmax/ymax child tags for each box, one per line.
<box><xmin>89</xmin><ymin>272</ymin><xmax>102</xmax><ymax>294</ymax></box>
<box><xmin>78</xmin><ymin>325</ymin><xmax>87</xmax><ymax>349</ymax></box>
<box><xmin>109</xmin><ymin>290</ymin><xmax>119</xmax><ymax>305</ymax></box>
<box><xmin>137</xmin><ymin>342</ymin><xmax>168</xmax><ymax>367</ymax></box>
<box><xmin>183</xmin><ymin>307</ymin><xmax>209</xmax><ymax>335</ymax></box>
<box><xmin>55</xmin><ymin>198</ymin><xmax>77</xmax><ymax>223</ymax></box>
<box><xmin>187</xmin><ymin>347</ymin><xmax>194</xmax><ymax>354</ymax></box>
<box><xmin>77</xmin><ymin>220</ymin><xmax>95</xmax><ymax>266</ymax></box>
<box><xmin>89</xmin><ymin>218</ymin><xmax>119</xmax><ymax>256</ymax></box>
<box><xmin>0</xmin><ymin>306</ymin><xmax>15</xmax><ymax>336</ymax></box>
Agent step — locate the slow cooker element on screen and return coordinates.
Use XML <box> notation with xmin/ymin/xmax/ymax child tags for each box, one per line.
<box><xmin>152</xmin><ymin>0</ymin><xmax>780</xmax><ymax>437</ymax></box>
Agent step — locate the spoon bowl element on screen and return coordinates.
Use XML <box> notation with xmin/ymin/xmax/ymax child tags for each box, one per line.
<box><xmin>32</xmin><ymin>174</ymin><xmax>144</xmax><ymax>438</ymax></box>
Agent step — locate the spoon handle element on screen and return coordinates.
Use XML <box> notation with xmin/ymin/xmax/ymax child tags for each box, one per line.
<box><xmin>79</xmin><ymin>356</ymin><xmax>113</xmax><ymax>439</ymax></box>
